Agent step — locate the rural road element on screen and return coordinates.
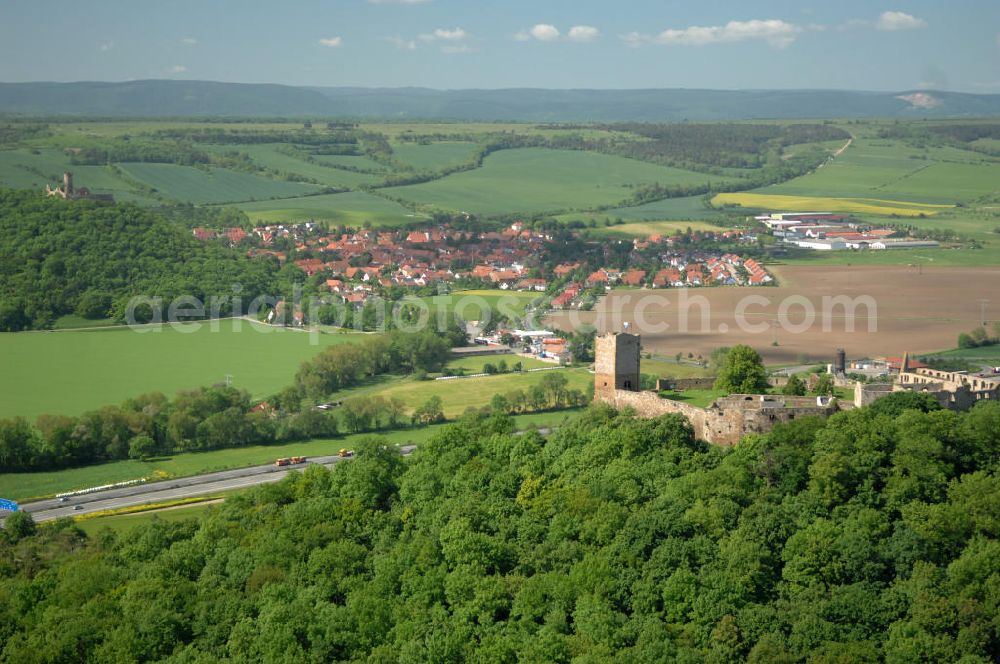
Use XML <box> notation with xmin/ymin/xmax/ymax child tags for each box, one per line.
<box><xmin>4</xmin><ymin>446</ymin><xmax>416</xmax><ymax>524</ymax></box>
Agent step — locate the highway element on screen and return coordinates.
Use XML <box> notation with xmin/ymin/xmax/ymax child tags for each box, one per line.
<box><xmin>5</xmin><ymin>446</ymin><xmax>416</xmax><ymax>524</ymax></box>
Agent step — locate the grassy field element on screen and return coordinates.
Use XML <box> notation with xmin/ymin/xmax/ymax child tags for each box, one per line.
<box><xmin>552</xmin><ymin>196</ymin><xmax>726</xmax><ymax>226</ymax></box>
<box><xmin>118</xmin><ymin>163</ymin><xmax>320</xmax><ymax>204</ymax></box>
<box><xmin>420</xmin><ymin>289</ymin><xmax>541</xmax><ymax>321</ymax></box>
<box><xmin>641</xmin><ymin>358</ymin><xmax>713</xmax><ymax>378</ymax></box>
<box><xmin>608</xmin><ymin>194</ymin><xmax>726</xmax><ymax>221</ymax></box>
<box><xmin>333</xmin><ymin>368</ymin><xmax>591</xmax><ymax>418</ymax></box>
<box><xmin>392</xmin><ymin>141</ymin><xmax>480</xmax><ymax>170</ymax></box>
<box><xmin>925</xmin><ymin>345</ymin><xmax>1000</xmax><ymax>365</ymax></box>
<box><xmin>659</xmin><ymin>388</ymin><xmax>728</xmax><ymax>408</ymax></box>
<box><xmin>222</xmin><ymin>144</ymin><xmax>381</xmax><ymax>189</ymax></box>
<box><xmin>0</xmin><ymin>410</ymin><xmax>579</xmax><ymax>502</ymax></box>
<box><xmin>710</xmin><ymin>138</ymin><xmax>999</xmax><ymax>220</ymax></box>
<box><xmin>713</xmin><ymin>192</ymin><xmax>953</xmax><ymax>217</ymax></box>
<box><xmin>311</xmin><ymin>153</ymin><xmax>387</xmax><ymax>172</ymax></box>
<box><xmin>384</xmin><ymin>149</ymin><xmax>727</xmax><ymax>216</ymax></box>
<box><xmin>773</xmin><ymin>245</ymin><xmax>1000</xmax><ymax>268</ymax></box>
<box><xmin>75</xmin><ymin>501</ymin><xmax>222</xmax><ymax>536</ymax></box>
<box><xmin>237</xmin><ymin>191</ymin><xmax>427</xmax><ymax>226</ymax></box>
<box><xmin>751</xmin><ymin>139</ymin><xmax>1000</xmax><ymax>205</ymax></box>
<box><xmin>586</xmin><ymin>220</ymin><xmax>724</xmax><ymax>238</ymax></box>
<box><xmin>445</xmin><ymin>355</ymin><xmax>553</xmax><ymax>373</ymax></box>
<box><xmin>0</xmin><ymin>322</ymin><xmax>364</xmax><ymax>420</ymax></box>
<box><xmin>51</xmin><ymin>315</ymin><xmax>122</xmax><ymax>330</ymax></box>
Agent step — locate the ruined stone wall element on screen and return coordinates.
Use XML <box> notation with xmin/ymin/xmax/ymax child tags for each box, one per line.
<box><xmin>595</xmin><ymin>389</ymin><xmax>835</xmax><ymax>447</ymax></box>
<box><xmin>599</xmin><ymin>389</ymin><xmax>711</xmax><ymax>441</ymax></box>
<box><xmin>855</xmin><ymin>382</ymin><xmax>894</xmax><ymax>408</ymax></box>
<box><xmin>658</xmin><ymin>377</ymin><xmax>717</xmax><ymax>391</ymax></box>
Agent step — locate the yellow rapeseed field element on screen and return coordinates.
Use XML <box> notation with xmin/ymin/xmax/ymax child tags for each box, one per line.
<box><xmin>712</xmin><ymin>192</ymin><xmax>954</xmax><ymax>217</ymax></box>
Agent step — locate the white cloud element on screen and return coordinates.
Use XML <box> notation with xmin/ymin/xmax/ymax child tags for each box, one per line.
<box><xmin>652</xmin><ymin>19</ymin><xmax>802</xmax><ymax>48</ymax></box>
<box><xmin>167</xmin><ymin>65</ymin><xmax>187</xmax><ymax>74</ymax></box>
<box><xmin>99</xmin><ymin>41</ymin><xmax>114</xmax><ymax>52</ymax></box>
<box><xmin>515</xmin><ymin>24</ymin><xmax>599</xmax><ymax>43</ymax></box>
<box><xmin>876</xmin><ymin>11</ymin><xmax>926</xmax><ymax>31</ymax></box>
<box><xmin>621</xmin><ymin>31</ymin><xmax>646</xmax><ymax>48</ymax></box>
<box><xmin>318</xmin><ymin>36</ymin><xmax>343</xmax><ymax>47</ymax></box>
<box><xmin>395</xmin><ymin>27</ymin><xmax>471</xmax><ymax>53</ymax></box>
<box><xmin>567</xmin><ymin>25</ymin><xmax>600</xmax><ymax>43</ymax></box>
<box><xmin>181</xmin><ymin>37</ymin><xmax>197</xmax><ymax>45</ymax></box>
<box><xmin>419</xmin><ymin>27</ymin><xmax>468</xmax><ymax>42</ymax></box>
<box><xmin>529</xmin><ymin>24</ymin><xmax>561</xmax><ymax>41</ymax></box>
<box><xmin>386</xmin><ymin>36</ymin><xmax>418</xmax><ymax>50</ymax></box>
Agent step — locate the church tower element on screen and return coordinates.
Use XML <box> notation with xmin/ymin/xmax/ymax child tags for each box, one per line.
<box><xmin>594</xmin><ymin>331</ymin><xmax>641</xmax><ymax>401</ymax></box>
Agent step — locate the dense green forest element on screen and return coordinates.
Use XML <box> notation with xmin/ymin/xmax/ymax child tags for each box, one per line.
<box><xmin>3</xmin><ymin>396</ymin><xmax>999</xmax><ymax>662</ymax></box>
<box><xmin>0</xmin><ymin>190</ymin><xmax>279</xmax><ymax>330</ymax></box>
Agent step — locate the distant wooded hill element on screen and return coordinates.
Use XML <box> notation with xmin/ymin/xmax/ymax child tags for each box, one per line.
<box><xmin>1</xmin><ymin>80</ymin><xmax>999</xmax><ymax>120</ymax></box>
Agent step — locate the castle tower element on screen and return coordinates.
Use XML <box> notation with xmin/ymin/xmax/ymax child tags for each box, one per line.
<box><xmin>594</xmin><ymin>331</ymin><xmax>641</xmax><ymax>401</ymax></box>
<box><xmin>63</xmin><ymin>172</ymin><xmax>73</xmax><ymax>195</ymax></box>
<box><xmin>834</xmin><ymin>348</ymin><xmax>846</xmax><ymax>375</ymax></box>
<box><xmin>900</xmin><ymin>351</ymin><xmax>910</xmax><ymax>374</ymax></box>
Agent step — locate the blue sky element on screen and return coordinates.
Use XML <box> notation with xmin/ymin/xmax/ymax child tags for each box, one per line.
<box><xmin>1</xmin><ymin>0</ymin><xmax>998</xmax><ymax>91</ymax></box>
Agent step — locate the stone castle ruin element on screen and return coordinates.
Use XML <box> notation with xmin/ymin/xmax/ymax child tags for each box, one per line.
<box><xmin>46</xmin><ymin>172</ymin><xmax>114</xmax><ymax>203</ymax></box>
<box><xmin>878</xmin><ymin>352</ymin><xmax>1000</xmax><ymax>410</ymax></box>
<box><xmin>593</xmin><ymin>332</ymin><xmax>840</xmax><ymax>446</ymax></box>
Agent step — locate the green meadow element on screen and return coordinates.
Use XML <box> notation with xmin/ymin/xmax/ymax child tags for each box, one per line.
<box><xmin>608</xmin><ymin>194</ymin><xmax>725</xmax><ymax>221</ymax></box>
<box><xmin>383</xmin><ymin>148</ymin><xmax>727</xmax><ymax>215</ymax></box>
<box><xmin>419</xmin><ymin>289</ymin><xmax>541</xmax><ymax>320</ymax></box>
<box><xmin>444</xmin><ymin>355</ymin><xmax>552</xmax><ymax>373</ymax></box>
<box><xmin>758</xmin><ymin>139</ymin><xmax>1000</xmax><ymax>205</ymax></box>
<box><xmin>237</xmin><ymin>191</ymin><xmax>428</xmax><ymax>225</ymax></box>
<box><xmin>311</xmin><ymin>154</ymin><xmax>388</xmax><ymax>172</ymax></box>
<box><xmin>327</xmin><ymin>367</ymin><xmax>592</xmax><ymax>419</ymax></box>
<box><xmin>0</xmin><ymin>322</ymin><xmax>363</xmax><ymax>420</ymax></box>
<box><xmin>774</xmin><ymin>244</ymin><xmax>1000</xmax><ymax>268</ymax></box>
<box><xmin>925</xmin><ymin>345</ymin><xmax>1000</xmax><ymax>365</ymax></box>
<box><xmin>391</xmin><ymin>141</ymin><xmax>481</xmax><ymax>170</ymax></box>
<box><xmin>213</xmin><ymin>144</ymin><xmax>381</xmax><ymax>189</ymax></box>
<box><xmin>75</xmin><ymin>501</ymin><xmax>221</xmax><ymax>536</ymax></box>
<box><xmin>586</xmin><ymin>220</ymin><xmax>723</xmax><ymax>238</ymax></box>
<box><xmin>118</xmin><ymin>163</ymin><xmax>320</xmax><ymax>204</ymax></box>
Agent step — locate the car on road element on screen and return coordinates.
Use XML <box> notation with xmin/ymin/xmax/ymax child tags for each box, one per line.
<box><xmin>58</xmin><ymin>497</ymin><xmax>69</xmax><ymax>502</ymax></box>
<box><xmin>73</xmin><ymin>505</ymin><xmax>82</xmax><ymax>511</ymax></box>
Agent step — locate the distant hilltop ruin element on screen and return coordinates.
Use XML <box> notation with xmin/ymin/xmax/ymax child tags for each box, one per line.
<box><xmin>46</xmin><ymin>172</ymin><xmax>114</xmax><ymax>203</ymax></box>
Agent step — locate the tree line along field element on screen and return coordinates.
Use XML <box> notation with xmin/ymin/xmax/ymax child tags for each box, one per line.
<box><xmin>0</xmin><ymin>410</ymin><xmax>574</xmax><ymax>502</ymax></box>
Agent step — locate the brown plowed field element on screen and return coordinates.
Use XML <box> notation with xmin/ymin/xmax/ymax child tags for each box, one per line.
<box><xmin>545</xmin><ymin>265</ymin><xmax>1000</xmax><ymax>364</ymax></box>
